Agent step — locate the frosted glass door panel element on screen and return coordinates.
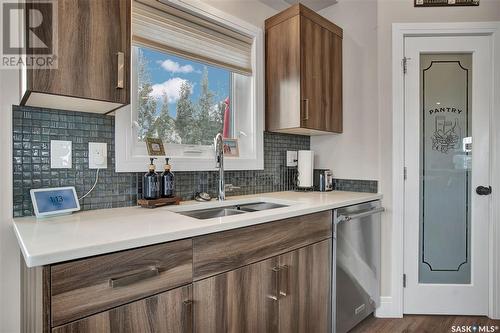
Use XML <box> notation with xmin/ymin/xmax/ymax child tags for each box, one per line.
<box><xmin>419</xmin><ymin>54</ymin><xmax>472</xmax><ymax>284</ymax></box>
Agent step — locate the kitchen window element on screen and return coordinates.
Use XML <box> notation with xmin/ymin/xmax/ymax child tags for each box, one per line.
<box><xmin>134</xmin><ymin>45</ymin><xmax>234</xmax><ymax>146</ymax></box>
<box><xmin>116</xmin><ymin>0</ymin><xmax>264</xmax><ymax>172</ymax></box>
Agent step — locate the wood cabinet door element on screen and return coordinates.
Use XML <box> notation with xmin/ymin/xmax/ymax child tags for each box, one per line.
<box><xmin>323</xmin><ymin>32</ymin><xmax>342</xmax><ymax>133</ymax></box>
<box><xmin>300</xmin><ymin>16</ymin><xmax>323</xmax><ymax>131</ymax></box>
<box><xmin>52</xmin><ymin>284</ymin><xmax>193</xmax><ymax>333</ymax></box>
<box><xmin>278</xmin><ymin>239</ymin><xmax>332</xmax><ymax>333</ymax></box>
<box><xmin>193</xmin><ymin>256</ymin><xmax>279</xmax><ymax>333</ymax></box>
<box><xmin>301</xmin><ymin>17</ymin><xmax>342</xmax><ymax>133</ymax></box>
<box><xmin>29</xmin><ymin>0</ymin><xmax>130</xmax><ymax>104</ymax></box>
<box><xmin>265</xmin><ymin>15</ymin><xmax>301</xmax><ymax>131</ymax></box>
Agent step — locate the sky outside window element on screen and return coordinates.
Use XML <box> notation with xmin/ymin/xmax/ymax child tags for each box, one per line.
<box><xmin>135</xmin><ymin>45</ymin><xmax>231</xmax><ymax>145</ymax></box>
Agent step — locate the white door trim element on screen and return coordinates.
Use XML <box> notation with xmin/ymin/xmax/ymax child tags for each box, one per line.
<box><xmin>388</xmin><ymin>22</ymin><xmax>500</xmax><ymax>319</ymax></box>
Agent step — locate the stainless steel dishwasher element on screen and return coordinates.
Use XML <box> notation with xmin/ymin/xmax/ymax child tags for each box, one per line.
<box><xmin>333</xmin><ymin>201</ymin><xmax>384</xmax><ymax>333</ymax></box>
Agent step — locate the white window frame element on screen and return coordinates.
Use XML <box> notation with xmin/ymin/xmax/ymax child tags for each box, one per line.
<box><xmin>116</xmin><ymin>0</ymin><xmax>264</xmax><ymax>172</ymax></box>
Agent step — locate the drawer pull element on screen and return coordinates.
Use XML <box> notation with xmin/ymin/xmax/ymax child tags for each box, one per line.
<box><xmin>268</xmin><ymin>266</ymin><xmax>280</xmax><ymax>301</ymax></box>
<box><xmin>109</xmin><ymin>266</ymin><xmax>159</xmax><ymax>288</ymax></box>
<box><xmin>279</xmin><ymin>265</ymin><xmax>289</xmax><ymax>297</ymax></box>
<box><xmin>116</xmin><ymin>51</ymin><xmax>124</xmax><ymax>89</ymax></box>
<box><xmin>182</xmin><ymin>300</ymin><xmax>193</xmax><ymax>333</ymax></box>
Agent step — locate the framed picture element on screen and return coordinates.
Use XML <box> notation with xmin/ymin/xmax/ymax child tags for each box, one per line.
<box><xmin>223</xmin><ymin>138</ymin><xmax>239</xmax><ymax>157</ymax></box>
<box><xmin>145</xmin><ymin>138</ymin><xmax>166</xmax><ymax>156</ymax></box>
<box><xmin>414</xmin><ymin>0</ymin><xmax>479</xmax><ymax>7</ymax></box>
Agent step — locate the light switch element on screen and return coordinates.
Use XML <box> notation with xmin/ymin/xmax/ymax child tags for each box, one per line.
<box><xmin>286</xmin><ymin>151</ymin><xmax>298</xmax><ymax>167</ymax></box>
<box><xmin>50</xmin><ymin>140</ymin><xmax>72</xmax><ymax>169</ymax></box>
<box><xmin>89</xmin><ymin>142</ymin><xmax>107</xmax><ymax>169</ymax></box>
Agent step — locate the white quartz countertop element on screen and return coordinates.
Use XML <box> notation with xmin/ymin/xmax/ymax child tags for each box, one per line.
<box><xmin>13</xmin><ymin>191</ymin><xmax>382</xmax><ymax>267</ymax></box>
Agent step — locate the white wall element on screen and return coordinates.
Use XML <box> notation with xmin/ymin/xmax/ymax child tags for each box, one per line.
<box><xmin>0</xmin><ymin>52</ymin><xmax>21</xmax><ymax>333</ymax></box>
<box><xmin>201</xmin><ymin>0</ymin><xmax>277</xmax><ymax>27</ymax></box>
<box><xmin>312</xmin><ymin>0</ymin><xmax>379</xmax><ymax>181</ymax></box>
<box><xmin>377</xmin><ymin>0</ymin><xmax>500</xmax><ymax>310</ymax></box>
<box><xmin>310</xmin><ymin>0</ymin><xmax>500</xmax><ymax>312</ymax></box>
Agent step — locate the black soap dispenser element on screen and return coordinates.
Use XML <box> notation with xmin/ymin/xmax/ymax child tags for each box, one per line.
<box><xmin>161</xmin><ymin>158</ymin><xmax>175</xmax><ymax>198</ymax></box>
<box><xmin>143</xmin><ymin>158</ymin><xmax>160</xmax><ymax>200</ymax></box>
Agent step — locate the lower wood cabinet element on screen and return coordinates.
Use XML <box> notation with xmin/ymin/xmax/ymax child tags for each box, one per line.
<box><xmin>52</xmin><ymin>285</ymin><xmax>193</xmax><ymax>333</ymax></box>
<box><xmin>192</xmin><ymin>239</ymin><xmax>332</xmax><ymax>333</ymax></box>
<box><xmin>50</xmin><ymin>239</ymin><xmax>193</xmax><ymax>327</ymax></box>
<box><xmin>193</xmin><ymin>256</ymin><xmax>279</xmax><ymax>333</ymax></box>
<box><xmin>278</xmin><ymin>239</ymin><xmax>332</xmax><ymax>333</ymax></box>
<box><xmin>22</xmin><ymin>211</ymin><xmax>334</xmax><ymax>333</ymax></box>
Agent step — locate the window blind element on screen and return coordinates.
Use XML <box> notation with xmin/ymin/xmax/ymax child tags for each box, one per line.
<box><xmin>132</xmin><ymin>1</ymin><xmax>253</xmax><ymax>75</ymax></box>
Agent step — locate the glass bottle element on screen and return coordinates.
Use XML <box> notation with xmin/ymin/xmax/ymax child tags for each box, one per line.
<box><xmin>143</xmin><ymin>158</ymin><xmax>160</xmax><ymax>200</ymax></box>
<box><xmin>161</xmin><ymin>158</ymin><xmax>175</xmax><ymax>198</ymax></box>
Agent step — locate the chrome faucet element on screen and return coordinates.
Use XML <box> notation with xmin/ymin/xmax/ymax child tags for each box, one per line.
<box><xmin>214</xmin><ymin>133</ymin><xmax>225</xmax><ymax>201</ymax></box>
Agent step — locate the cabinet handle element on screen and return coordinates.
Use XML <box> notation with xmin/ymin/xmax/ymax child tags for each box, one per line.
<box><xmin>182</xmin><ymin>300</ymin><xmax>193</xmax><ymax>333</ymax></box>
<box><xmin>117</xmin><ymin>52</ymin><xmax>124</xmax><ymax>89</ymax></box>
<box><xmin>302</xmin><ymin>99</ymin><xmax>309</xmax><ymax>121</ymax></box>
<box><xmin>268</xmin><ymin>266</ymin><xmax>280</xmax><ymax>301</ymax></box>
<box><xmin>337</xmin><ymin>207</ymin><xmax>385</xmax><ymax>224</ymax></box>
<box><xmin>109</xmin><ymin>266</ymin><xmax>159</xmax><ymax>288</ymax></box>
<box><xmin>278</xmin><ymin>265</ymin><xmax>289</xmax><ymax>297</ymax></box>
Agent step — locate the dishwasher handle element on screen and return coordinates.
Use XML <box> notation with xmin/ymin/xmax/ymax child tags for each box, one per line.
<box><xmin>337</xmin><ymin>207</ymin><xmax>385</xmax><ymax>223</ymax></box>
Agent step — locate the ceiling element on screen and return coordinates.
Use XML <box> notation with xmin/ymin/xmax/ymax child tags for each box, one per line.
<box><xmin>257</xmin><ymin>0</ymin><xmax>338</xmax><ymax>12</ymax></box>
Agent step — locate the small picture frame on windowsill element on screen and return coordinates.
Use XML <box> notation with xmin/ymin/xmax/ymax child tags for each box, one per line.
<box><xmin>223</xmin><ymin>138</ymin><xmax>239</xmax><ymax>157</ymax></box>
<box><xmin>145</xmin><ymin>138</ymin><xmax>166</xmax><ymax>156</ymax></box>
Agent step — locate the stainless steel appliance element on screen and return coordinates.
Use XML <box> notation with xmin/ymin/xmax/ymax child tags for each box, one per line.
<box><xmin>334</xmin><ymin>201</ymin><xmax>383</xmax><ymax>333</ymax></box>
<box><xmin>314</xmin><ymin>169</ymin><xmax>334</xmax><ymax>192</ymax></box>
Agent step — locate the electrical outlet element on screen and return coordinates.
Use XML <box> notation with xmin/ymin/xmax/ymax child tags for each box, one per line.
<box><xmin>50</xmin><ymin>140</ymin><xmax>72</xmax><ymax>169</ymax></box>
<box><xmin>286</xmin><ymin>151</ymin><xmax>298</xmax><ymax>167</ymax></box>
<box><xmin>89</xmin><ymin>142</ymin><xmax>107</xmax><ymax>169</ymax></box>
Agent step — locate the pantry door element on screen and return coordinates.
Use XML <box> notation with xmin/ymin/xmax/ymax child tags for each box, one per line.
<box><xmin>403</xmin><ymin>36</ymin><xmax>491</xmax><ymax>315</ymax></box>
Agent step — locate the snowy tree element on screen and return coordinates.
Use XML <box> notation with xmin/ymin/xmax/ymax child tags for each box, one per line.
<box><xmin>175</xmin><ymin>81</ymin><xmax>197</xmax><ymax>144</ymax></box>
<box><xmin>136</xmin><ymin>49</ymin><xmax>157</xmax><ymax>140</ymax></box>
<box><xmin>155</xmin><ymin>94</ymin><xmax>179</xmax><ymax>143</ymax></box>
<box><xmin>137</xmin><ymin>53</ymin><xmax>228</xmax><ymax>146</ymax></box>
<box><xmin>192</xmin><ymin>67</ymin><xmax>215</xmax><ymax>144</ymax></box>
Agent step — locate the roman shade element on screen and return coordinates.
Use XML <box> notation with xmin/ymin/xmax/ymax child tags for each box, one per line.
<box><xmin>132</xmin><ymin>0</ymin><xmax>253</xmax><ymax>75</ymax></box>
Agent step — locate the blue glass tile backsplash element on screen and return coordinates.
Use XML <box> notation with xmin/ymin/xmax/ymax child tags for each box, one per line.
<box><xmin>12</xmin><ymin>105</ymin><xmax>377</xmax><ymax>217</ymax></box>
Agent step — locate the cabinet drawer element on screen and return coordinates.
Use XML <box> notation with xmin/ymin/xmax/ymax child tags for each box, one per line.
<box><xmin>193</xmin><ymin>211</ymin><xmax>332</xmax><ymax>280</ymax></box>
<box><xmin>50</xmin><ymin>239</ymin><xmax>192</xmax><ymax>327</ymax></box>
<box><xmin>52</xmin><ymin>285</ymin><xmax>192</xmax><ymax>333</ymax></box>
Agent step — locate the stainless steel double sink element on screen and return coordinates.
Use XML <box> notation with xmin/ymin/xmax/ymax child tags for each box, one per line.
<box><xmin>177</xmin><ymin>202</ymin><xmax>289</xmax><ymax>220</ymax></box>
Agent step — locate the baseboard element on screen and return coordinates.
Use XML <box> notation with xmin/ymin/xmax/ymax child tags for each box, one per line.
<box><xmin>375</xmin><ymin>296</ymin><xmax>403</xmax><ymax>318</ymax></box>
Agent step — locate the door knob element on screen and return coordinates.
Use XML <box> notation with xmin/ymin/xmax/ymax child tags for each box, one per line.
<box><xmin>476</xmin><ymin>186</ymin><xmax>492</xmax><ymax>195</ymax></box>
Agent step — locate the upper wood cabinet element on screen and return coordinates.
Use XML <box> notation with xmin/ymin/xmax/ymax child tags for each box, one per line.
<box><xmin>265</xmin><ymin>4</ymin><xmax>343</xmax><ymax>135</ymax></box>
<box><xmin>21</xmin><ymin>0</ymin><xmax>131</xmax><ymax>113</ymax></box>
